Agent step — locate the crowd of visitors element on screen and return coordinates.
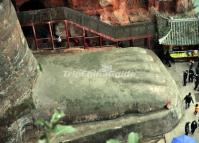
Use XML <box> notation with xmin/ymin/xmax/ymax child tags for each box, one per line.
<box><xmin>183</xmin><ymin>60</ymin><xmax>199</xmax><ymax>136</ymax></box>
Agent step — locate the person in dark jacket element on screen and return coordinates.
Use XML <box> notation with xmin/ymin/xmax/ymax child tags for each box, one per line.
<box><xmin>185</xmin><ymin>122</ymin><xmax>190</xmax><ymax>135</ymax></box>
<box><xmin>164</xmin><ymin>50</ymin><xmax>174</xmax><ymax>67</ymax></box>
<box><xmin>184</xmin><ymin>92</ymin><xmax>194</xmax><ymax>109</ymax></box>
<box><xmin>195</xmin><ymin>66</ymin><xmax>199</xmax><ymax>74</ymax></box>
<box><xmin>191</xmin><ymin>120</ymin><xmax>197</xmax><ymax>134</ymax></box>
<box><xmin>183</xmin><ymin>70</ymin><xmax>188</xmax><ymax>86</ymax></box>
<box><xmin>194</xmin><ymin>74</ymin><xmax>199</xmax><ymax>90</ymax></box>
<box><xmin>188</xmin><ymin>69</ymin><xmax>194</xmax><ymax>82</ymax></box>
<box><xmin>189</xmin><ymin>60</ymin><xmax>194</xmax><ymax>70</ymax></box>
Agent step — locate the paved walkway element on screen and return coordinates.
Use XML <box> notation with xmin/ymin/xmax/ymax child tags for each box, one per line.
<box><xmin>163</xmin><ymin>62</ymin><xmax>199</xmax><ymax>142</ymax></box>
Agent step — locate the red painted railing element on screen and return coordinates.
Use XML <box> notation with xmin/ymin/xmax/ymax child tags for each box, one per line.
<box><xmin>21</xmin><ymin>19</ymin><xmax>153</xmax><ymax>51</ymax></box>
<box><xmin>22</xmin><ymin>20</ymin><xmax>152</xmax><ymax>50</ymax></box>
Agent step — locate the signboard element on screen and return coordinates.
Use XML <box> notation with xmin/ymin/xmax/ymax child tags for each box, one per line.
<box><xmin>170</xmin><ymin>50</ymin><xmax>198</xmax><ymax>58</ymax></box>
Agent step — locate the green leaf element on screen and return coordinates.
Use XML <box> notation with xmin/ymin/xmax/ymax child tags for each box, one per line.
<box><xmin>50</xmin><ymin>110</ymin><xmax>65</xmax><ymax>124</ymax></box>
<box><xmin>38</xmin><ymin>63</ymin><xmax>43</xmax><ymax>72</ymax></box>
<box><xmin>193</xmin><ymin>0</ymin><xmax>199</xmax><ymax>7</ymax></box>
<box><xmin>35</xmin><ymin>119</ymin><xmax>51</xmax><ymax>130</ymax></box>
<box><xmin>128</xmin><ymin>132</ymin><xmax>139</xmax><ymax>143</ymax></box>
<box><xmin>106</xmin><ymin>139</ymin><xmax>121</xmax><ymax>143</ymax></box>
<box><xmin>53</xmin><ymin>125</ymin><xmax>75</xmax><ymax>136</ymax></box>
<box><xmin>38</xmin><ymin>139</ymin><xmax>47</xmax><ymax>143</ymax></box>
<box><xmin>35</xmin><ymin>119</ymin><xmax>46</xmax><ymax>126</ymax></box>
<box><xmin>194</xmin><ymin>7</ymin><xmax>199</xmax><ymax>13</ymax></box>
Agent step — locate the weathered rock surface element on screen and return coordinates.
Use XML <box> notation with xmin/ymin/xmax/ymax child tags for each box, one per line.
<box><xmin>99</xmin><ymin>0</ymin><xmax>112</xmax><ymax>7</ymax></box>
<box><xmin>99</xmin><ymin>0</ymin><xmax>150</xmax><ymax>25</ymax></box>
<box><xmin>32</xmin><ymin>47</ymin><xmax>183</xmax><ymax>142</ymax></box>
<box><xmin>129</xmin><ymin>9</ymin><xmax>150</xmax><ymax>23</ymax></box>
<box><xmin>0</xmin><ymin>0</ymin><xmax>38</xmax><ymax>125</ymax></box>
<box><xmin>33</xmin><ymin>47</ymin><xmax>183</xmax><ymax>123</ymax></box>
<box><xmin>176</xmin><ymin>0</ymin><xmax>192</xmax><ymax>13</ymax></box>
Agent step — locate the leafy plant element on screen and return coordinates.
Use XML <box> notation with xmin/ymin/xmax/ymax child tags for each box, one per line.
<box><xmin>106</xmin><ymin>139</ymin><xmax>121</xmax><ymax>143</ymax></box>
<box><xmin>38</xmin><ymin>63</ymin><xmax>43</xmax><ymax>72</ymax></box>
<box><xmin>35</xmin><ymin>110</ymin><xmax>75</xmax><ymax>143</ymax></box>
<box><xmin>106</xmin><ymin>132</ymin><xmax>139</xmax><ymax>143</ymax></box>
<box><xmin>128</xmin><ymin>132</ymin><xmax>139</xmax><ymax>143</ymax></box>
<box><xmin>192</xmin><ymin>0</ymin><xmax>199</xmax><ymax>13</ymax></box>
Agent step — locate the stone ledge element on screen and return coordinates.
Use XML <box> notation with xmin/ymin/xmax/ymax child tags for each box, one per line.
<box><xmin>57</xmin><ymin>108</ymin><xmax>181</xmax><ymax>143</ymax></box>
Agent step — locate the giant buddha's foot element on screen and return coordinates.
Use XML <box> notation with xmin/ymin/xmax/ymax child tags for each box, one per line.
<box><xmin>33</xmin><ymin>47</ymin><xmax>183</xmax><ymax>142</ymax></box>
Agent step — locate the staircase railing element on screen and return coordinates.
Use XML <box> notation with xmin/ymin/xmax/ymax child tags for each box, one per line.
<box><xmin>17</xmin><ymin>7</ymin><xmax>155</xmax><ymax>40</ymax></box>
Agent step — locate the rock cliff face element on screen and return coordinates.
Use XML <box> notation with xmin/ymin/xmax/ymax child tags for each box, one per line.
<box><xmin>16</xmin><ymin>0</ymin><xmax>151</xmax><ymax>25</ymax></box>
<box><xmin>99</xmin><ymin>0</ymin><xmax>130</xmax><ymax>25</ymax></box>
<box><xmin>99</xmin><ymin>0</ymin><xmax>150</xmax><ymax>25</ymax></box>
<box><xmin>0</xmin><ymin>0</ymin><xmax>38</xmax><ymax>125</ymax></box>
<box><xmin>15</xmin><ymin>0</ymin><xmax>196</xmax><ymax>25</ymax></box>
<box><xmin>176</xmin><ymin>0</ymin><xmax>191</xmax><ymax>13</ymax></box>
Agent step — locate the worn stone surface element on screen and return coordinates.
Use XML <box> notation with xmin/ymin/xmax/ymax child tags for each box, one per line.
<box><xmin>99</xmin><ymin>0</ymin><xmax>130</xmax><ymax>25</ymax></box>
<box><xmin>0</xmin><ymin>0</ymin><xmax>38</xmax><ymax>124</ymax></box>
<box><xmin>7</xmin><ymin>113</ymin><xmax>40</xmax><ymax>143</ymax></box>
<box><xmin>32</xmin><ymin>47</ymin><xmax>183</xmax><ymax>142</ymax></box>
<box><xmin>58</xmin><ymin>109</ymin><xmax>180</xmax><ymax>143</ymax></box>
<box><xmin>99</xmin><ymin>0</ymin><xmax>112</xmax><ymax>7</ymax></box>
<box><xmin>176</xmin><ymin>0</ymin><xmax>193</xmax><ymax>13</ymax></box>
<box><xmin>33</xmin><ymin>47</ymin><xmax>183</xmax><ymax>123</ymax></box>
<box><xmin>129</xmin><ymin>9</ymin><xmax>150</xmax><ymax>23</ymax></box>
<box><xmin>15</xmin><ymin>0</ymin><xmax>150</xmax><ymax>25</ymax></box>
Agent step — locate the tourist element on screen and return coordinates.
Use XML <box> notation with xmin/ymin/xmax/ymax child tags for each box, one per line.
<box><xmin>54</xmin><ymin>23</ymin><xmax>63</xmax><ymax>48</ymax></box>
<box><xmin>164</xmin><ymin>50</ymin><xmax>172</xmax><ymax>67</ymax></box>
<box><xmin>191</xmin><ymin>120</ymin><xmax>197</xmax><ymax>134</ymax></box>
<box><xmin>194</xmin><ymin>104</ymin><xmax>199</xmax><ymax>115</ymax></box>
<box><xmin>56</xmin><ymin>35</ymin><xmax>62</xmax><ymax>47</ymax></box>
<box><xmin>196</xmin><ymin>67</ymin><xmax>199</xmax><ymax>74</ymax></box>
<box><xmin>184</xmin><ymin>93</ymin><xmax>194</xmax><ymax>109</ymax></box>
<box><xmin>195</xmin><ymin>64</ymin><xmax>199</xmax><ymax>74</ymax></box>
<box><xmin>183</xmin><ymin>70</ymin><xmax>188</xmax><ymax>86</ymax></box>
<box><xmin>189</xmin><ymin>60</ymin><xmax>194</xmax><ymax>70</ymax></box>
<box><xmin>185</xmin><ymin>122</ymin><xmax>190</xmax><ymax>135</ymax></box>
<box><xmin>194</xmin><ymin>74</ymin><xmax>199</xmax><ymax>90</ymax></box>
<box><xmin>188</xmin><ymin>69</ymin><xmax>194</xmax><ymax>83</ymax></box>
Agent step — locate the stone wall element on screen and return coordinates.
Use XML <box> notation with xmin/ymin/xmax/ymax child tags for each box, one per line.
<box><xmin>0</xmin><ymin>0</ymin><xmax>38</xmax><ymax>126</ymax></box>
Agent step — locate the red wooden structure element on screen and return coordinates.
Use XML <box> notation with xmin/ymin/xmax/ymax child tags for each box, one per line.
<box><xmin>21</xmin><ymin>19</ymin><xmax>153</xmax><ymax>52</ymax></box>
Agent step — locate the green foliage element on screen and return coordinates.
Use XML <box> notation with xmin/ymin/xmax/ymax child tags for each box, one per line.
<box><xmin>106</xmin><ymin>132</ymin><xmax>139</xmax><ymax>143</ymax></box>
<box><xmin>128</xmin><ymin>132</ymin><xmax>139</xmax><ymax>143</ymax></box>
<box><xmin>35</xmin><ymin>119</ymin><xmax>51</xmax><ymax>129</ymax></box>
<box><xmin>192</xmin><ymin>0</ymin><xmax>199</xmax><ymax>7</ymax></box>
<box><xmin>35</xmin><ymin>110</ymin><xmax>75</xmax><ymax>143</ymax></box>
<box><xmin>38</xmin><ymin>139</ymin><xmax>48</xmax><ymax>143</ymax></box>
<box><xmin>53</xmin><ymin>125</ymin><xmax>76</xmax><ymax>136</ymax></box>
<box><xmin>106</xmin><ymin>139</ymin><xmax>121</xmax><ymax>143</ymax></box>
<box><xmin>38</xmin><ymin>63</ymin><xmax>43</xmax><ymax>72</ymax></box>
<box><xmin>50</xmin><ymin>110</ymin><xmax>65</xmax><ymax>124</ymax></box>
<box><xmin>192</xmin><ymin>0</ymin><xmax>199</xmax><ymax>13</ymax></box>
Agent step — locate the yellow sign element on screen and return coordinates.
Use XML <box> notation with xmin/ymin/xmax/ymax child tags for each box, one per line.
<box><xmin>170</xmin><ymin>51</ymin><xmax>198</xmax><ymax>58</ymax></box>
